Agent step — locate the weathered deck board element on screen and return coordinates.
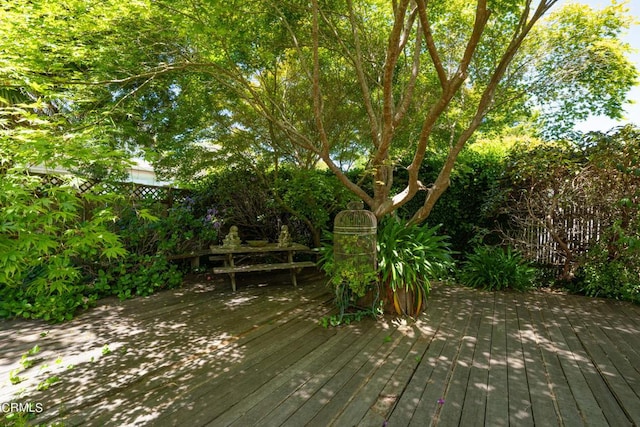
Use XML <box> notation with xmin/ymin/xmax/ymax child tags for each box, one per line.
<box><xmin>457</xmin><ymin>301</ymin><xmax>493</xmax><ymax>427</ymax></box>
<box><xmin>434</xmin><ymin>286</ymin><xmax>485</xmax><ymax>427</ymax></box>
<box><xmin>217</xmin><ymin>323</ymin><xmax>366</xmax><ymax>426</ymax></box>
<box><xmin>386</xmin><ymin>287</ymin><xmax>468</xmax><ymax>426</ymax></box>
<box><xmin>542</xmin><ymin>294</ymin><xmax>611</xmax><ymax>426</ymax></box>
<box><xmin>547</xmin><ymin>294</ymin><xmax>631</xmax><ymax>426</ymax></box>
<box><xmin>329</xmin><ymin>329</ymin><xmax>416</xmax><ymax>426</ymax></box>
<box><xmin>2</xmin><ymin>273</ymin><xmax>640</xmax><ymax>426</ymax></box>
<box><xmin>506</xmin><ymin>293</ymin><xmax>534</xmax><ymax>427</ymax></box>
<box><xmin>515</xmin><ymin>292</ymin><xmax>562</xmax><ymax>426</ymax></box>
<box><xmin>559</xmin><ymin>294</ymin><xmax>640</xmax><ymax>424</ymax></box>
<box><xmin>280</xmin><ymin>323</ymin><xmax>397</xmax><ymax>427</ymax></box>
<box><xmin>486</xmin><ymin>290</ymin><xmax>510</xmax><ymax>426</ymax></box>
<box><xmin>251</xmin><ymin>321</ymin><xmax>387</xmax><ymax>426</ymax></box>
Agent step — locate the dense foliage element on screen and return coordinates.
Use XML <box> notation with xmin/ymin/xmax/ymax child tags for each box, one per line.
<box><xmin>1</xmin><ymin>1</ymin><xmax>144</xmax><ymax>320</ymax></box>
<box><xmin>193</xmin><ymin>167</ymin><xmax>351</xmax><ymax>247</ymax></box>
<box><xmin>573</xmin><ymin>127</ymin><xmax>640</xmax><ymax>302</ymax></box>
<box><xmin>0</xmin><ymin>171</ymin><xmax>128</xmax><ymax>322</ymax></box>
<box><xmin>578</xmin><ymin>223</ymin><xmax>640</xmax><ymax>304</ymax></box>
<box><xmin>2</xmin><ymin>1</ymin><xmax>635</xmax><ymax>224</ymax></box>
<box><xmin>502</xmin><ymin>125</ymin><xmax>640</xmax><ymax>302</ymax></box>
<box><xmin>394</xmin><ymin>145</ymin><xmax>508</xmax><ymax>254</ymax></box>
<box><xmin>0</xmin><ymin>193</ymin><xmax>188</xmax><ymax>322</ymax></box>
<box><xmin>1</xmin><ymin>0</ymin><xmax>638</xmax><ymax>323</ymax></box>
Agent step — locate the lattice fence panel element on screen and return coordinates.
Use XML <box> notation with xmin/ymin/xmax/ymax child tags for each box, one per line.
<box><xmin>32</xmin><ymin>172</ymin><xmax>192</xmax><ymax>206</ymax></box>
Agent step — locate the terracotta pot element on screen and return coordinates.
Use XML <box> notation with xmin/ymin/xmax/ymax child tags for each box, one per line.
<box><xmin>355</xmin><ymin>282</ymin><xmax>427</xmax><ymax>316</ymax></box>
<box><xmin>383</xmin><ymin>284</ymin><xmax>426</xmax><ymax>316</ymax></box>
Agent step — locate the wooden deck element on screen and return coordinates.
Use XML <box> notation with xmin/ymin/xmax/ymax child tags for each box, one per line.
<box><xmin>1</xmin><ymin>271</ymin><xmax>640</xmax><ymax>426</ymax></box>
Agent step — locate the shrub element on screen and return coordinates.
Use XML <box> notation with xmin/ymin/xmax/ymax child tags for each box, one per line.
<box><xmin>576</xmin><ymin>221</ymin><xmax>640</xmax><ymax>303</ymax></box>
<box><xmin>0</xmin><ymin>188</ymin><xmax>198</xmax><ymax>321</ymax></box>
<box><xmin>275</xmin><ymin>168</ymin><xmax>352</xmax><ymax>247</ymax></box>
<box><xmin>0</xmin><ymin>174</ymin><xmax>127</xmax><ymax>322</ymax></box>
<box><xmin>191</xmin><ymin>168</ymin><xmax>280</xmax><ymax>241</ymax></box>
<box><xmin>395</xmin><ymin>148</ymin><xmax>507</xmax><ymax>254</ymax></box>
<box><xmin>92</xmin><ymin>254</ymin><xmax>183</xmax><ymax>300</ymax></box>
<box><xmin>579</xmin><ymin>260</ymin><xmax>640</xmax><ymax>303</ymax></box>
<box><xmin>500</xmin><ymin>126</ymin><xmax>640</xmax><ymax>283</ymax></box>
<box><xmin>194</xmin><ymin>167</ymin><xmax>351</xmax><ymax>248</ymax></box>
<box><xmin>112</xmin><ymin>199</ymin><xmax>222</xmax><ymax>256</ymax></box>
<box><xmin>0</xmin><ymin>284</ymin><xmax>97</xmax><ymax>323</ymax></box>
<box><xmin>460</xmin><ymin>246</ymin><xmax>536</xmax><ymax>291</ymax></box>
<box><xmin>93</xmin><ymin>202</ymin><xmax>190</xmax><ymax>300</ymax></box>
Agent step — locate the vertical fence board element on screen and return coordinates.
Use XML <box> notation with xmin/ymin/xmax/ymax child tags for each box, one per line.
<box><xmin>514</xmin><ymin>205</ymin><xmax>605</xmax><ymax>268</ymax></box>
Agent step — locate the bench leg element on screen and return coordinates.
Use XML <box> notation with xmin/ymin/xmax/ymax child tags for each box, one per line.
<box><xmin>226</xmin><ymin>254</ymin><xmax>236</xmax><ymax>292</ymax></box>
<box><xmin>230</xmin><ymin>273</ymin><xmax>237</xmax><ymax>292</ymax></box>
<box><xmin>190</xmin><ymin>257</ymin><xmax>200</xmax><ymax>269</ymax></box>
<box><xmin>288</xmin><ymin>251</ymin><xmax>297</xmax><ymax>287</ymax></box>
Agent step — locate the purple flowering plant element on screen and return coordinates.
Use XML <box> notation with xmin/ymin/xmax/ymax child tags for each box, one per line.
<box><xmin>201</xmin><ymin>207</ymin><xmax>223</xmax><ymax>244</ymax></box>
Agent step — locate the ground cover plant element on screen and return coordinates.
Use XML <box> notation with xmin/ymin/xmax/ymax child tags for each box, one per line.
<box><xmin>459</xmin><ymin>245</ymin><xmax>537</xmax><ymax>292</ymax></box>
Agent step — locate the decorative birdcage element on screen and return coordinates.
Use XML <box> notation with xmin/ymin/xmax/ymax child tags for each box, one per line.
<box><xmin>333</xmin><ymin>201</ymin><xmax>377</xmax><ymax>278</ymax></box>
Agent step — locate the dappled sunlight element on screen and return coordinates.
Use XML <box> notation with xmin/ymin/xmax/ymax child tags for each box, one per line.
<box><xmin>413</xmin><ymin>318</ymin><xmax>437</xmax><ymax>337</ymax></box>
<box><xmin>386</xmin><ymin>283</ymin><xmax>640</xmax><ymax>425</ymax></box>
<box><xmin>390</xmin><ymin>317</ymin><xmax>417</xmax><ymax>337</ymax></box>
<box><xmin>0</xmin><ymin>276</ymin><xmax>333</xmax><ymax>426</ymax></box>
<box><xmin>600</xmin><ymin>324</ymin><xmax>640</xmax><ymax>335</ymax></box>
<box><xmin>224</xmin><ymin>294</ymin><xmax>260</xmax><ymax>308</ymax></box>
<box><xmin>513</xmin><ymin>405</ymin><xmax>534</xmax><ymax>420</ymax></box>
<box><xmin>2</xmin><ymin>279</ymin><xmax>640</xmax><ymax>425</ymax></box>
<box><xmin>507</xmin><ymin>355</ymin><xmax>526</xmax><ymax>370</ymax></box>
<box><xmin>267</xmin><ymin>295</ymin><xmax>296</xmax><ymax>303</ymax></box>
<box><xmin>474</xmin><ymin>381</ymin><xmax>492</xmax><ymax>392</ymax></box>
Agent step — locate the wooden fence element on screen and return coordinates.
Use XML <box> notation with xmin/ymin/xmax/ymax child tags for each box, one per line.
<box><xmin>513</xmin><ymin>205</ymin><xmax>605</xmax><ymax>267</ymax></box>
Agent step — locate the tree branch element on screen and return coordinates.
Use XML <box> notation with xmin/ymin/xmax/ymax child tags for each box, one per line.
<box><xmin>346</xmin><ymin>0</ymin><xmax>381</xmax><ymax>149</ymax></box>
<box><xmin>394</xmin><ymin>19</ymin><xmax>422</xmax><ymax>127</ymax></box>
<box><xmin>407</xmin><ymin>0</ymin><xmax>559</xmax><ymax>224</ymax></box>
<box><xmin>415</xmin><ymin>0</ymin><xmax>447</xmax><ymax>88</ymax></box>
<box><xmin>311</xmin><ymin>0</ymin><xmax>374</xmax><ymax>207</ymax></box>
<box><xmin>378</xmin><ymin>1</ymin><xmax>492</xmax><ymax>218</ymax></box>
<box><xmin>379</xmin><ymin>0</ymin><xmax>411</xmax><ymax>158</ymax></box>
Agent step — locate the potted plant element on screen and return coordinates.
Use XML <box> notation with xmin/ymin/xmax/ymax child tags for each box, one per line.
<box><xmin>377</xmin><ymin>219</ymin><xmax>453</xmax><ymax>316</ymax></box>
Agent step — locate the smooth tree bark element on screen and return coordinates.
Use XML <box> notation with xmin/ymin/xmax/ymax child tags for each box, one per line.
<box><xmin>308</xmin><ymin>0</ymin><xmax>558</xmax><ymax>223</ymax></box>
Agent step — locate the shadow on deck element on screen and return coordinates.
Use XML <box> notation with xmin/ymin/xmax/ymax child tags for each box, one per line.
<box><xmin>1</xmin><ymin>270</ymin><xmax>640</xmax><ymax>426</ymax></box>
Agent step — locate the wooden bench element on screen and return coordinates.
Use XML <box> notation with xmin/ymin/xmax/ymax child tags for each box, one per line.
<box><xmin>213</xmin><ymin>261</ymin><xmax>316</xmax><ymax>290</ymax></box>
<box><xmin>168</xmin><ymin>243</ymin><xmax>314</xmax><ymax>291</ymax></box>
<box><xmin>166</xmin><ymin>249</ymin><xmax>212</xmax><ymax>269</ymax></box>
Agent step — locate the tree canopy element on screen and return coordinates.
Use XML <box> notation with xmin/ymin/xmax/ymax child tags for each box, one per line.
<box><xmin>1</xmin><ymin>0</ymin><xmax>637</xmax><ymax>223</ymax></box>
